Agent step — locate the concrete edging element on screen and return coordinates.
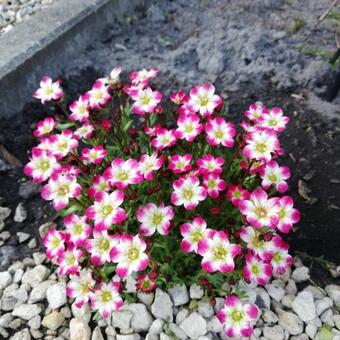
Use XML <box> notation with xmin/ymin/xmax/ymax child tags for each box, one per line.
<box><xmin>0</xmin><ymin>0</ymin><xmax>143</xmax><ymax>118</ymax></box>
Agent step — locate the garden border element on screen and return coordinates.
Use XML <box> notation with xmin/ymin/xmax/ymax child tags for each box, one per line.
<box><xmin>0</xmin><ymin>0</ymin><xmax>145</xmax><ymax>118</ymax></box>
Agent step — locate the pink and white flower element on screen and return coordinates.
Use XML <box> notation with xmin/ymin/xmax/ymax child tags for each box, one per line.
<box><xmin>226</xmin><ymin>185</ymin><xmax>250</xmax><ymax>207</ymax></box>
<box><xmin>33</xmin><ymin>77</ymin><xmax>64</xmax><ymax>104</ymax></box>
<box><xmin>86</xmin><ymin>190</ymin><xmax>126</xmax><ymax>231</ymax></box>
<box><xmin>169</xmin><ymin>91</ymin><xmax>187</xmax><ymax>105</ymax></box>
<box><xmin>74</xmin><ymin>123</ymin><xmax>94</xmax><ymax>140</ymax></box>
<box><xmin>87</xmin><ymin>80</ymin><xmax>111</xmax><ymax>109</ymax></box>
<box><xmin>189</xmin><ymin>83</ymin><xmax>222</xmax><ymax>117</ymax></box>
<box><xmin>104</xmin><ymin>158</ymin><xmax>143</xmax><ymax>189</ymax></box>
<box><xmin>69</xmin><ymin>94</ymin><xmax>90</xmax><ymax>122</ymax></box>
<box><xmin>129</xmin><ymin>68</ymin><xmax>159</xmax><ymax>85</ymax></box>
<box><xmin>240</xmin><ymin>226</ymin><xmax>272</xmax><ymax>261</ymax></box>
<box><xmin>49</xmin><ymin>130</ymin><xmax>78</xmax><ymax>159</ymax></box>
<box><xmin>243</xmin><ymin>252</ymin><xmax>272</xmax><ymax>286</ymax></box>
<box><xmin>112</xmin><ymin>234</ymin><xmax>149</xmax><ymax>278</ymax></box>
<box><xmin>86</xmin><ymin>230</ymin><xmax>120</xmax><ymax>266</ymax></box>
<box><xmin>56</xmin><ymin>245</ymin><xmax>83</xmax><ymax>275</ymax></box>
<box><xmin>130</xmin><ymin>87</ymin><xmax>162</xmax><ymax>115</ymax></box>
<box><xmin>202</xmin><ymin>173</ymin><xmax>226</xmax><ymax>198</ymax></box>
<box><xmin>238</xmin><ymin>189</ymin><xmax>279</xmax><ymax>229</ymax></box>
<box><xmin>216</xmin><ymin>295</ymin><xmax>259</xmax><ymax>338</ymax></box>
<box><xmin>41</xmin><ymin>173</ymin><xmax>81</xmax><ymax>211</ymax></box>
<box><xmin>175</xmin><ymin>113</ymin><xmax>203</xmax><ymax>142</ymax></box>
<box><xmin>139</xmin><ymin>153</ymin><xmax>164</xmax><ymax>181</ymax></box>
<box><xmin>67</xmin><ymin>269</ymin><xmax>96</xmax><ymax>308</ymax></box>
<box><xmin>260</xmin><ymin>160</ymin><xmax>291</xmax><ymax>193</ymax></box>
<box><xmin>168</xmin><ymin>154</ymin><xmax>192</xmax><ymax>174</ymax></box>
<box><xmin>178</xmin><ymin>97</ymin><xmax>195</xmax><ymax>115</ymax></box>
<box><xmin>24</xmin><ymin>148</ymin><xmax>60</xmax><ymax>183</ymax></box>
<box><xmin>151</xmin><ymin>128</ymin><xmax>176</xmax><ymax>150</ymax></box>
<box><xmin>64</xmin><ymin>214</ymin><xmax>92</xmax><ymax>247</ymax></box>
<box><xmin>197</xmin><ymin>154</ymin><xmax>224</xmax><ymax>175</ymax></box>
<box><xmin>43</xmin><ymin>229</ymin><xmax>66</xmax><ymax>259</ymax></box>
<box><xmin>88</xmin><ymin>175</ymin><xmax>110</xmax><ymax>200</ymax></box>
<box><xmin>136</xmin><ymin>203</ymin><xmax>174</xmax><ymax>236</ymax></box>
<box><xmin>180</xmin><ymin>217</ymin><xmax>210</xmax><ymax>253</ymax></box>
<box><xmin>244</xmin><ymin>102</ymin><xmax>267</xmax><ymax>122</ymax></box>
<box><xmin>33</xmin><ymin>117</ymin><xmax>56</xmax><ymax>137</ymax></box>
<box><xmin>197</xmin><ymin>230</ymin><xmax>242</xmax><ymax>273</ymax></box>
<box><xmin>273</xmin><ymin>196</ymin><xmax>300</xmax><ymax>233</ymax></box>
<box><xmin>108</xmin><ymin>67</ymin><xmax>122</xmax><ymax>85</ymax></box>
<box><xmin>269</xmin><ymin>235</ymin><xmax>293</xmax><ymax>274</ymax></box>
<box><xmin>242</xmin><ymin>129</ymin><xmax>281</xmax><ymax>162</ymax></box>
<box><xmin>205</xmin><ymin>117</ymin><xmax>236</xmax><ymax>148</ymax></box>
<box><xmin>257</xmin><ymin>107</ymin><xmax>289</xmax><ymax>132</ymax></box>
<box><xmin>171</xmin><ymin>176</ymin><xmax>207</xmax><ymax>210</ymax></box>
<box><xmin>81</xmin><ymin>145</ymin><xmax>107</xmax><ymax>165</ymax></box>
<box><xmin>90</xmin><ymin>281</ymin><xmax>123</xmax><ymax>318</ymax></box>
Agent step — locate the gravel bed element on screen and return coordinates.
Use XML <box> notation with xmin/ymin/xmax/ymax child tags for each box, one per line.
<box><xmin>0</xmin><ymin>220</ymin><xmax>339</xmax><ymax>340</ymax></box>
<box><xmin>0</xmin><ymin>0</ymin><xmax>56</xmax><ymax>35</ymax></box>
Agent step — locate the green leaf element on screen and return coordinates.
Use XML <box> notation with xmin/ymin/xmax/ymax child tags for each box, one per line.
<box><xmin>58</xmin><ymin>204</ymin><xmax>82</xmax><ymax>217</ymax></box>
<box><xmin>318</xmin><ymin>326</ymin><xmax>335</xmax><ymax>340</ymax></box>
<box><xmin>56</xmin><ymin>122</ymin><xmax>75</xmax><ymax>130</ymax></box>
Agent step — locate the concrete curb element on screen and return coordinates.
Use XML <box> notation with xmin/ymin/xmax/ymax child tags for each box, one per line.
<box><xmin>0</xmin><ymin>0</ymin><xmax>143</xmax><ymax>118</ymax></box>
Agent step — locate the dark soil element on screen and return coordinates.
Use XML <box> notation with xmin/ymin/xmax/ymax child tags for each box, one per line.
<box><xmin>0</xmin><ymin>0</ymin><xmax>340</xmax><ymax>284</ymax></box>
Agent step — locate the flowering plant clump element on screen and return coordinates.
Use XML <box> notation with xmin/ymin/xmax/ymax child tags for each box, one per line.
<box><xmin>26</xmin><ymin>67</ymin><xmax>300</xmax><ymax>337</ymax></box>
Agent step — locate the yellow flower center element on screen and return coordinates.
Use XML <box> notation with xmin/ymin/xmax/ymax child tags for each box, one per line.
<box><xmin>128</xmin><ymin>247</ymin><xmax>139</xmax><ymax>261</ymax></box>
<box><xmin>183</xmin><ymin>188</ymin><xmax>194</xmax><ymax>200</ymax></box>
<box><xmin>101</xmin><ymin>291</ymin><xmax>112</xmax><ymax>302</ymax></box>
<box><xmin>269</xmin><ymin>118</ymin><xmax>278</xmax><ymax>127</ymax></box>
<box><xmin>45</xmin><ymin>86</ymin><xmax>54</xmax><ymax>96</ymax></box>
<box><xmin>255</xmin><ymin>142</ymin><xmax>267</xmax><ymax>153</ymax></box>
<box><xmin>57</xmin><ymin>185</ymin><xmax>70</xmax><ymax>196</ymax></box>
<box><xmin>213</xmin><ymin>246</ymin><xmax>228</xmax><ymax>261</ymax></box>
<box><xmin>67</xmin><ymin>254</ymin><xmax>76</xmax><ymax>265</ymax></box>
<box><xmin>278</xmin><ymin>210</ymin><xmax>286</xmax><ymax>219</ymax></box>
<box><xmin>51</xmin><ymin>237</ymin><xmax>61</xmax><ymax>249</ymax></box>
<box><xmin>255</xmin><ymin>206</ymin><xmax>267</xmax><ymax>218</ymax></box>
<box><xmin>214</xmin><ymin>130</ymin><xmax>224</xmax><ymax>139</ymax></box>
<box><xmin>199</xmin><ymin>96</ymin><xmax>209</xmax><ymax>106</ymax></box>
<box><xmin>207</xmin><ymin>179</ymin><xmax>216</xmax><ymax>189</ymax></box>
<box><xmin>152</xmin><ymin>213</ymin><xmax>163</xmax><ymax>226</ymax></box>
<box><xmin>251</xmin><ymin>264</ymin><xmax>260</xmax><ymax>275</ymax></box>
<box><xmin>140</xmin><ymin>95</ymin><xmax>151</xmax><ymax>106</ymax></box>
<box><xmin>184</xmin><ymin>125</ymin><xmax>194</xmax><ymax>133</ymax></box>
<box><xmin>118</xmin><ymin>171</ymin><xmax>129</xmax><ymax>181</ymax></box>
<box><xmin>231</xmin><ymin>310</ymin><xmax>244</xmax><ymax>322</ymax></box>
<box><xmin>98</xmin><ymin>238</ymin><xmax>110</xmax><ymax>251</ymax></box>
<box><xmin>94</xmin><ymin>91</ymin><xmax>104</xmax><ymax>100</ymax></box>
<box><xmin>191</xmin><ymin>230</ymin><xmax>203</xmax><ymax>243</ymax></box>
<box><xmin>58</xmin><ymin>142</ymin><xmax>68</xmax><ymax>151</ymax></box>
<box><xmin>102</xmin><ymin>205</ymin><xmax>113</xmax><ymax>217</ymax></box>
<box><xmin>73</xmin><ymin>224</ymin><xmax>83</xmax><ymax>235</ymax></box>
<box><xmin>39</xmin><ymin>160</ymin><xmax>50</xmax><ymax>171</ymax></box>
<box><xmin>273</xmin><ymin>252</ymin><xmax>282</xmax><ymax>263</ymax></box>
<box><xmin>268</xmin><ymin>174</ymin><xmax>278</xmax><ymax>183</ymax></box>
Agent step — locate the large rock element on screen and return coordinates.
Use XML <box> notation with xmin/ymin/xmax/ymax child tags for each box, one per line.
<box><xmin>180</xmin><ymin>312</ymin><xmax>207</xmax><ymax>339</ymax></box>
<box><xmin>292</xmin><ymin>291</ymin><xmax>316</xmax><ymax>322</ymax></box>
<box><xmin>278</xmin><ymin>312</ymin><xmax>304</xmax><ymax>335</ymax></box>
<box><xmin>92</xmin><ymin>326</ymin><xmax>104</xmax><ymax>340</ymax></box>
<box><xmin>168</xmin><ymin>285</ymin><xmax>189</xmax><ymax>306</ymax></box>
<box><xmin>266</xmin><ymin>283</ymin><xmax>285</xmax><ymax>302</ymax></box>
<box><xmin>263</xmin><ymin>325</ymin><xmax>284</xmax><ymax>340</ymax></box>
<box><xmin>0</xmin><ymin>271</ymin><xmax>12</xmax><ymax>288</ymax></box>
<box><xmin>70</xmin><ymin>318</ymin><xmax>91</xmax><ymax>340</ymax></box>
<box><xmin>21</xmin><ymin>265</ymin><xmax>50</xmax><ymax>287</ymax></box>
<box><xmin>151</xmin><ymin>289</ymin><xmax>173</xmax><ymax>322</ymax></box>
<box><xmin>149</xmin><ymin>319</ymin><xmax>164</xmax><ymax>335</ymax></box>
<box><xmin>47</xmin><ymin>282</ymin><xmax>67</xmax><ymax>309</ymax></box>
<box><xmin>112</xmin><ymin>310</ymin><xmax>132</xmax><ymax>330</ymax></box>
<box><xmin>12</xmin><ymin>304</ymin><xmax>41</xmax><ymax>320</ymax></box>
<box><xmin>14</xmin><ymin>203</ymin><xmax>27</xmax><ymax>222</ymax></box>
<box><xmin>325</xmin><ymin>285</ymin><xmax>340</xmax><ymax>308</ymax></box>
<box><xmin>291</xmin><ymin>266</ymin><xmax>310</xmax><ymax>282</ymax></box>
<box><xmin>315</xmin><ymin>297</ymin><xmax>333</xmax><ymax>316</ymax></box>
<box><xmin>42</xmin><ymin>311</ymin><xmax>65</xmax><ymax>330</ymax></box>
<box><xmin>128</xmin><ymin>303</ymin><xmax>153</xmax><ymax>332</ymax></box>
<box><xmin>29</xmin><ymin>280</ymin><xmax>53</xmax><ymax>303</ymax></box>
<box><xmin>189</xmin><ymin>284</ymin><xmax>203</xmax><ymax>299</ymax></box>
<box><xmin>9</xmin><ymin>328</ymin><xmax>31</xmax><ymax>340</ymax></box>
